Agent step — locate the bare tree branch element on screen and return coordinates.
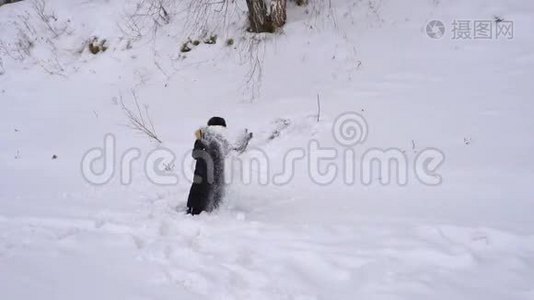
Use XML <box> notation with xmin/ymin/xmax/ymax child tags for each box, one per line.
<box><xmin>120</xmin><ymin>91</ymin><xmax>163</xmax><ymax>144</ymax></box>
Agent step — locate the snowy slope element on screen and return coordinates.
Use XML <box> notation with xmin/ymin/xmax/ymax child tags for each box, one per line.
<box><xmin>1</xmin><ymin>0</ymin><xmax>534</xmax><ymax>299</ymax></box>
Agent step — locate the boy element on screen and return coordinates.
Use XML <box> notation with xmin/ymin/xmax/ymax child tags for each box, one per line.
<box><xmin>186</xmin><ymin>117</ymin><xmax>253</xmax><ymax>215</ymax></box>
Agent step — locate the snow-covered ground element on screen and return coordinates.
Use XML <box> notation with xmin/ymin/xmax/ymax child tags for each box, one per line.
<box><xmin>1</xmin><ymin>0</ymin><xmax>534</xmax><ymax>299</ymax></box>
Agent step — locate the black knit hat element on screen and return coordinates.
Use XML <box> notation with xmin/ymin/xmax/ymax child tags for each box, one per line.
<box><xmin>207</xmin><ymin>116</ymin><xmax>227</xmax><ymax>127</ymax></box>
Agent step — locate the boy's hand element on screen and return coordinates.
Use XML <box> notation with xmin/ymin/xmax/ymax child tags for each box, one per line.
<box><xmin>195</xmin><ymin>129</ymin><xmax>203</xmax><ymax>140</ymax></box>
<box><xmin>234</xmin><ymin>129</ymin><xmax>253</xmax><ymax>154</ymax></box>
<box><xmin>244</xmin><ymin>129</ymin><xmax>253</xmax><ymax>140</ymax></box>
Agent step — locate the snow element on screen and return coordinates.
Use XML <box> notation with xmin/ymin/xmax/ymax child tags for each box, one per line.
<box><xmin>1</xmin><ymin>0</ymin><xmax>534</xmax><ymax>299</ymax></box>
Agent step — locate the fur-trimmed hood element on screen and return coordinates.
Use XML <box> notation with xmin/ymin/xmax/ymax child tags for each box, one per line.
<box><xmin>196</xmin><ymin>125</ymin><xmax>231</xmax><ymax>156</ymax></box>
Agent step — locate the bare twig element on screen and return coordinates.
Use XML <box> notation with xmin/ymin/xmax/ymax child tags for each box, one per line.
<box><xmin>120</xmin><ymin>91</ymin><xmax>163</xmax><ymax>143</ymax></box>
<box><xmin>181</xmin><ymin>0</ymin><xmax>241</xmax><ymax>38</ymax></box>
<box><xmin>118</xmin><ymin>0</ymin><xmax>176</xmax><ymax>41</ymax></box>
<box><xmin>305</xmin><ymin>0</ymin><xmax>338</xmax><ymax>30</ymax></box>
<box><xmin>316</xmin><ymin>93</ymin><xmax>321</xmax><ymax>122</ymax></box>
<box><xmin>32</xmin><ymin>0</ymin><xmax>68</xmax><ymax>38</ymax></box>
<box><xmin>0</xmin><ymin>27</ymin><xmax>34</xmax><ymax>62</ymax></box>
<box><xmin>0</xmin><ymin>3</ymin><xmax>69</xmax><ymax>76</ymax></box>
<box><xmin>239</xmin><ymin>35</ymin><xmax>266</xmax><ymax>102</ymax></box>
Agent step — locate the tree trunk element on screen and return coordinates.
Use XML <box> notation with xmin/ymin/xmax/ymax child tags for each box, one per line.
<box><xmin>246</xmin><ymin>0</ymin><xmax>289</xmax><ymax>33</ymax></box>
<box><xmin>1</xmin><ymin>0</ymin><xmax>23</xmax><ymax>6</ymax></box>
<box><xmin>270</xmin><ymin>0</ymin><xmax>287</xmax><ymax>28</ymax></box>
<box><xmin>246</xmin><ymin>0</ymin><xmax>269</xmax><ymax>33</ymax></box>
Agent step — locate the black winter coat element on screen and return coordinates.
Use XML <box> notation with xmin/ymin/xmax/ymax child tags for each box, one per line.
<box><xmin>187</xmin><ymin>138</ymin><xmax>225</xmax><ymax>215</ymax></box>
